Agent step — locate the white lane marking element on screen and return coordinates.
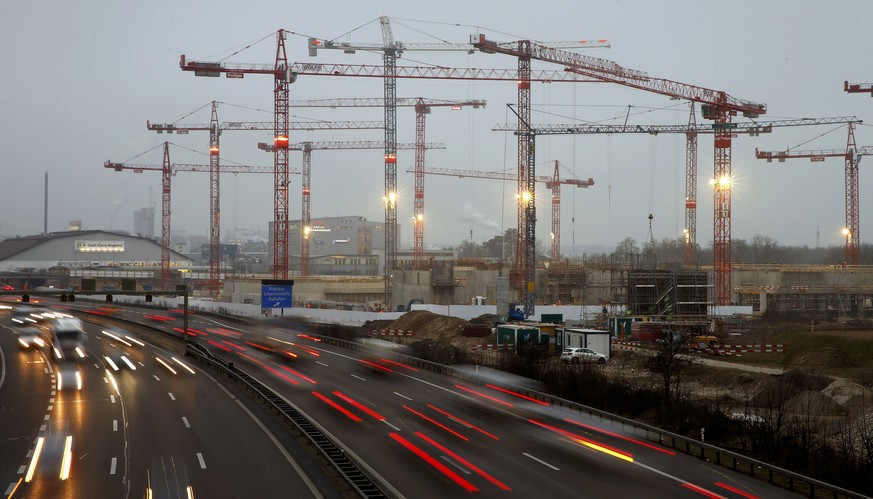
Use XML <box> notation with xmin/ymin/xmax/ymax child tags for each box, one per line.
<box><xmin>113</xmin><ymin>420</ymin><xmax>118</xmax><ymax>432</ymax></box>
<box><xmin>382</xmin><ymin>420</ymin><xmax>402</xmax><ymax>432</ymax></box>
<box><xmin>168</xmin><ymin>392</ymin><xmax>176</xmax><ymax>401</ymax></box>
<box><xmin>523</xmin><ymin>453</ymin><xmax>560</xmax><ymax>470</ymax></box>
<box><xmin>49</xmin><ymin>398</ymin><xmax>54</xmax><ymax>403</ymax></box>
<box><xmin>47</xmin><ymin>405</ymin><xmax>53</xmax><ymax>411</ymax></box>
<box><xmin>393</xmin><ymin>392</ymin><xmax>413</xmax><ymax>401</ymax></box>
<box><xmin>196</xmin><ymin>453</ymin><xmax>206</xmax><ymax>469</ymax></box>
<box><xmin>103</xmin><ymin>377</ymin><xmax>108</xmax><ymax>384</ymax></box>
<box><xmin>93</xmin><ymin>363</ymin><xmax>100</xmax><ymax>369</ymax></box>
<box><xmin>315</xmin><ymin>361</ymin><xmax>329</xmax><ymax>367</ymax></box>
<box><xmin>44</xmin><ymin>367</ymin><xmax>48</xmax><ymax>373</ymax></box>
<box><xmin>43</xmin><ymin>415</ymin><xmax>50</xmax><ymax>421</ymax></box>
<box><xmin>110</xmin><ymin>457</ymin><xmax>117</xmax><ymax>475</ymax></box>
<box><xmin>351</xmin><ymin>374</ymin><xmax>367</xmax><ymax>381</ymax></box>
<box><xmin>39</xmin><ymin>425</ymin><xmax>46</xmax><ymax>433</ymax></box>
<box><xmin>153</xmin><ymin>375</ymin><xmax>160</xmax><ymax>381</ymax></box>
<box><xmin>4</xmin><ymin>483</ymin><xmax>16</xmax><ymax>496</ymax></box>
<box><xmin>17</xmin><ymin>465</ymin><xmax>26</xmax><ymax>474</ymax></box>
<box><xmin>138</xmin><ymin>361</ymin><xmax>145</xmax><ymax>367</ymax></box>
<box><xmin>441</xmin><ymin>455</ymin><xmax>471</xmax><ymax>474</ymax></box>
<box><xmin>51</xmin><ymin>390</ymin><xmax>56</xmax><ymax>396</ymax></box>
<box><xmin>182</xmin><ymin>417</ymin><xmax>190</xmax><ymax>428</ymax></box>
<box><xmin>110</xmin><ymin>394</ymin><xmax>116</xmax><ymax>404</ymax></box>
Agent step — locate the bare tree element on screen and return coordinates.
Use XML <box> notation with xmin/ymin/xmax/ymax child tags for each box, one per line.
<box><xmin>645</xmin><ymin>327</ymin><xmax>695</xmax><ymax>406</ymax></box>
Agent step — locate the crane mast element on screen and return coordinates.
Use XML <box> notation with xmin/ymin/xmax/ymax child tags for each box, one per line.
<box><xmin>756</xmin><ymin>121</ymin><xmax>871</xmax><ymax>265</ymax></box>
<box><xmin>472</xmin><ymin>34</ymin><xmax>766</xmax><ymax>306</ymax></box>
<box><xmin>105</xmin><ymin>145</ymin><xmax>277</xmax><ymax>290</ymax></box>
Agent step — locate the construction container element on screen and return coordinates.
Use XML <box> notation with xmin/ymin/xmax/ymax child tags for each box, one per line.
<box><xmin>497</xmin><ymin>324</ymin><xmax>542</xmax><ymax>352</ymax></box>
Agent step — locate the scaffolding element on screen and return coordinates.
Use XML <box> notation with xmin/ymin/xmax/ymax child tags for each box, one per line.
<box><xmin>543</xmin><ymin>260</ymin><xmax>587</xmax><ymax>304</ymax></box>
<box><xmin>626</xmin><ymin>269</ymin><xmax>710</xmax><ymax>319</ymax></box>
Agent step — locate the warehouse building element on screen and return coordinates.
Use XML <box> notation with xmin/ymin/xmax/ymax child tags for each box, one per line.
<box><xmin>0</xmin><ymin>230</ymin><xmax>191</xmax><ymax>290</ymax></box>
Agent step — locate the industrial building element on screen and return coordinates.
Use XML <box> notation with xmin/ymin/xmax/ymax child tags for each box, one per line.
<box><xmin>0</xmin><ymin>230</ymin><xmax>190</xmax><ymax>290</ymax></box>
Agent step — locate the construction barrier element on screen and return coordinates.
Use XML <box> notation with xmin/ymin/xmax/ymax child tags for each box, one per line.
<box><xmin>369</xmin><ymin>329</ymin><xmax>414</xmax><ymax>337</ymax></box>
<box><xmin>470</xmin><ymin>344</ymin><xmax>513</xmax><ymax>351</ymax></box>
<box><xmin>711</xmin><ymin>344</ymin><xmax>788</xmax><ymax>355</ymax></box>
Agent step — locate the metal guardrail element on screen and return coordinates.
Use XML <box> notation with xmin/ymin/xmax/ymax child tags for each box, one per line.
<box><xmin>80</xmin><ymin>306</ymin><xmax>865</xmax><ymax>499</ymax></box>
<box><xmin>316</xmin><ymin>334</ymin><xmax>869</xmax><ymax>499</ymax></box>
<box><xmin>183</xmin><ymin>342</ymin><xmax>387</xmax><ymax>499</ymax></box>
<box><xmin>73</xmin><ymin>311</ymin><xmax>386</xmax><ymax>499</ymax></box>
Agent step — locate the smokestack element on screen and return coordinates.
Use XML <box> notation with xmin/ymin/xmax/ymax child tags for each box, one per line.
<box><xmin>44</xmin><ymin>171</ymin><xmax>48</xmax><ymax>235</ymax></box>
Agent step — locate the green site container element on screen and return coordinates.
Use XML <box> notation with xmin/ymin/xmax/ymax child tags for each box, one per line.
<box><xmin>541</xmin><ymin>313</ymin><xmax>563</xmax><ymax>324</ymax></box>
<box><xmin>497</xmin><ymin>325</ymin><xmax>540</xmax><ymax>351</ymax></box>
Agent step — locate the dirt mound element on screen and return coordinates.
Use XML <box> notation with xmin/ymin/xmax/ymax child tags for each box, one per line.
<box><xmin>791</xmin><ymin>347</ymin><xmax>859</xmax><ymax>370</ymax></box>
<box><xmin>785</xmin><ymin>391</ymin><xmax>846</xmax><ymax>417</ymax></box>
<box><xmin>382</xmin><ymin>310</ymin><xmax>471</xmax><ymax>342</ymax></box>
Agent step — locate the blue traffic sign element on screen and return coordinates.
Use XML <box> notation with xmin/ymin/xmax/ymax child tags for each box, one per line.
<box><xmin>261</xmin><ymin>279</ymin><xmax>294</xmax><ymax>308</ymax></box>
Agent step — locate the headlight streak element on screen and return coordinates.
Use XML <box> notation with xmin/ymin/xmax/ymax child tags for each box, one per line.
<box><xmin>486</xmin><ymin>384</ymin><xmax>550</xmax><ymax>406</ymax></box>
<box><xmin>312</xmin><ymin>391</ymin><xmax>362</xmax><ymax>422</ymax></box>
<box><xmin>105</xmin><ymin>356</ymin><xmax>120</xmax><ymax>372</ymax></box>
<box><xmin>186</xmin><ymin>485</ymin><xmax>195</xmax><ymax>499</ymax></box>
<box><xmin>18</xmin><ymin>338</ymin><xmax>28</xmax><ymax>348</ymax></box>
<box><xmin>529</xmin><ymin>419</ymin><xmax>633</xmax><ymax>462</ymax></box>
<box><xmin>402</xmin><ymin>406</ymin><xmax>468</xmax><ymax>441</ymax></box>
<box><xmin>414</xmin><ymin>431</ymin><xmax>511</xmax><ymax>491</ymax></box>
<box><xmin>120</xmin><ymin>356</ymin><xmax>137</xmax><ymax>370</ymax></box>
<box><xmin>75</xmin><ymin>370</ymin><xmax>82</xmax><ymax>390</ymax></box>
<box><xmin>59</xmin><ymin>435</ymin><xmax>73</xmax><ymax>480</ymax></box>
<box><xmin>454</xmin><ymin>384</ymin><xmax>513</xmax><ymax>407</ymax></box>
<box><xmin>267</xmin><ymin>336</ymin><xmax>320</xmax><ymax>356</ymax></box>
<box><xmin>388</xmin><ymin>433</ymin><xmax>478</xmax><ymax>493</ymax></box>
<box><xmin>102</xmin><ymin>330</ymin><xmax>132</xmax><ymax>347</ymax></box>
<box><xmin>426</xmin><ymin>404</ymin><xmax>499</xmax><ymax>440</ymax></box>
<box><xmin>332</xmin><ymin>391</ymin><xmax>385</xmax><ymax>420</ymax></box>
<box><xmin>106</xmin><ymin>369</ymin><xmax>120</xmax><ymax>394</ymax></box>
<box><xmin>564</xmin><ymin>417</ymin><xmax>676</xmax><ymax>456</ymax></box>
<box><xmin>34</xmin><ymin>337</ymin><xmax>45</xmax><ymax>347</ymax></box>
<box><xmin>75</xmin><ymin>346</ymin><xmax>86</xmax><ymax>358</ymax></box>
<box><xmin>54</xmin><ymin>347</ymin><xmax>62</xmax><ymax>359</ymax></box>
<box><xmin>155</xmin><ymin>357</ymin><xmax>178</xmax><ymax>375</ymax></box>
<box><xmin>24</xmin><ymin>436</ymin><xmax>45</xmax><ymax>482</ymax></box>
<box><xmin>171</xmin><ymin>357</ymin><xmax>196</xmax><ymax>374</ymax></box>
<box><xmin>125</xmin><ymin>335</ymin><xmax>145</xmax><ymax>346</ymax></box>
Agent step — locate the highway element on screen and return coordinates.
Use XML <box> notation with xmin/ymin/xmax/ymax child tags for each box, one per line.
<box><xmin>2</xmin><ymin>300</ymin><xmax>807</xmax><ymax>498</ymax></box>
<box><xmin>0</xmin><ymin>304</ymin><xmax>344</xmax><ymax>498</ymax></box>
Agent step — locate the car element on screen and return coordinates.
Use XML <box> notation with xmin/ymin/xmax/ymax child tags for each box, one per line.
<box><xmin>560</xmin><ymin>347</ymin><xmax>607</xmax><ymax>365</ymax></box>
<box><xmin>16</xmin><ymin>326</ymin><xmax>46</xmax><ymax>349</ymax></box>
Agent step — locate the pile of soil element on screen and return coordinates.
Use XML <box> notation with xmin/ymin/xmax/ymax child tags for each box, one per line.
<box><xmin>791</xmin><ymin>347</ymin><xmax>859</xmax><ymax>371</ymax></box>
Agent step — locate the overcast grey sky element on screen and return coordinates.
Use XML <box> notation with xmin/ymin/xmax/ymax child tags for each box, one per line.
<box><xmin>3</xmin><ymin>1</ymin><xmax>872</xmax><ymax>254</ymax></box>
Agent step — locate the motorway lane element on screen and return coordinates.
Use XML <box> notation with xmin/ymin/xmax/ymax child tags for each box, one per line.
<box><xmin>0</xmin><ymin>310</ymin><xmax>344</xmax><ymax>498</ymax></box>
<box><xmin>189</xmin><ymin>319</ymin><xmax>804</xmax><ymax>499</ymax></box>
<box><xmin>40</xmin><ymin>302</ymin><xmax>807</xmax><ymax>498</ymax></box>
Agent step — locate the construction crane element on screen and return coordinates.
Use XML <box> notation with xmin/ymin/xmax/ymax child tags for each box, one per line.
<box><xmin>845</xmin><ymin>81</ymin><xmax>873</xmax><ymax>95</ymax></box>
<box><xmin>180</xmin><ymin>30</ymin><xmax>294</xmax><ymax>280</ymax></box>
<box><xmin>286</xmin><ymin>97</ymin><xmax>485</xmax><ymax>268</ymax></box>
<box><xmin>471</xmin><ymin>34</ymin><xmax>766</xmax><ymax>308</ymax></box>
<box><xmin>147</xmin><ymin>102</ymin><xmax>385</xmax><ymax>297</ymax></box>
<box><xmin>307</xmin><ymin>16</ymin><xmax>608</xmax><ymax>307</ymax></box>
<box><xmin>257</xmin><ymin>140</ymin><xmax>445</xmax><ymax>276</ymax></box>
<box><xmin>409</xmin><ymin>164</ymin><xmax>594</xmax><ymax>261</ymax></box>
<box><xmin>496</xmin><ymin>114</ymin><xmax>857</xmax><ymax>267</ymax></box>
<box><xmin>104</xmin><ymin>142</ymin><xmax>281</xmax><ymax>290</ymax></box>
<box><xmin>755</xmin><ymin>121</ymin><xmax>872</xmax><ymax>265</ymax></box>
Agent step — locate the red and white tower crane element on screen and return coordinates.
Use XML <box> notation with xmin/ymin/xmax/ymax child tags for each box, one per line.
<box><xmin>470</xmin><ymin>34</ymin><xmax>766</xmax><ymax>307</ymax></box>
<box><xmin>410</xmin><ymin>164</ymin><xmax>594</xmax><ymax>261</ymax></box>
<box><xmin>148</xmin><ymin>103</ymin><xmax>384</xmax><ymax>297</ymax></box>
<box><xmin>286</xmin><ymin>97</ymin><xmax>484</xmax><ymax>268</ymax></box>
<box><xmin>258</xmin><ymin>140</ymin><xmax>445</xmax><ymax>276</ymax></box>
<box><xmin>756</xmin><ymin>121</ymin><xmax>871</xmax><ymax>265</ymax></box>
<box><xmin>498</xmin><ymin>115</ymin><xmax>854</xmax><ymax>270</ymax></box>
<box><xmin>180</xmin><ymin>30</ymin><xmax>293</xmax><ymax>280</ymax></box>
<box><xmin>104</xmin><ymin>142</ymin><xmax>279</xmax><ymax>290</ymax></box>
<box><xmin>307</xmin><ymin>16</ymin><xmax>607</xmax><ymax>306</ymax></box>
